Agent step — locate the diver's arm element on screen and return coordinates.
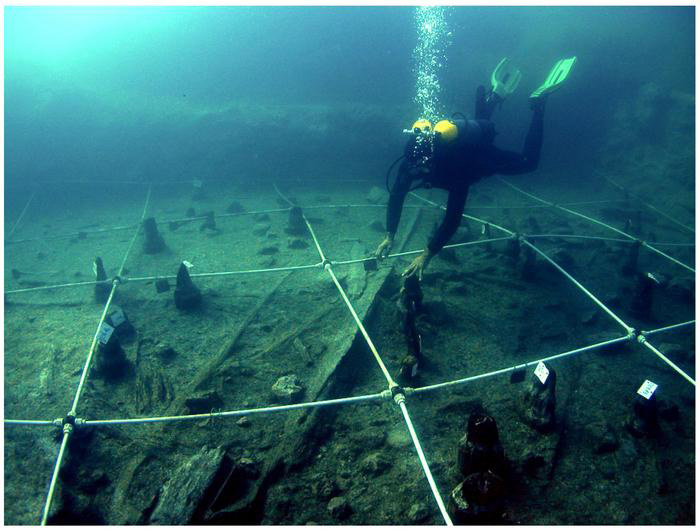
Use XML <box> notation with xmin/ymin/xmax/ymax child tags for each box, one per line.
<box><xmin>491</xmin><ymin>101</ymin><xmax>545</xmax><ymax>176</ymax></box>
<box><xmin>426</xmin><ymin>186</ymin><xmax>469</xmax><ymax>255</ymax></box>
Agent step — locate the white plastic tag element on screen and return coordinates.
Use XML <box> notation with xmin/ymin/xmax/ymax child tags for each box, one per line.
<box><xmin>481</xmin><ymin>224</ymin><xmax>486</xmax><ymax>235</ymax></box>
<box><xmin>97</xmin><ymin>323</ymin><xmax>115</xmax><ymax>345</ymax></box>
<box><xmin>411</xmin><ymin>362</ymin><xmax>418</xmax><ymax>378</ymax></box>
<box><xmin>534</xmin><ymin>361</ymin><xmax>549</xmax><ymax>384</ymax></box>
<box><xmin>92</xmin><ymin>262</ymin><xmax>98</xmax><ymax>277</ymax></box>
<box><xmin>637</xmin><ymin>380</ymin><xmax>658</xmax><ymax>400</ymax></box>
<box><xmin>110</xmin><ymin>309</ymin><xmax>126</xmax><ymax>327</ymax></box>
<box><xmin>182</xmin><ymin>260</ymin><xmax>194</xmax><ymax>269</ymax></box>
<box><xmin>193</xmin><ymin>178</ymin><xmax>203</xmax><ymax>189</ymax></box>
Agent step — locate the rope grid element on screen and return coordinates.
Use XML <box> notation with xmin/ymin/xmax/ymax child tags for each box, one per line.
<box><xmin>4</xmin><ymin>178</ymin><xmax>694</xmax><ymax>526</ymax></box>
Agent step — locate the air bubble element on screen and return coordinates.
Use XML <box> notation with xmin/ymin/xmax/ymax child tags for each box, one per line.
<box><xmin>413</xmin><ymin>6</ymin><xmax>451</xmax><ymax>124</ymax></box>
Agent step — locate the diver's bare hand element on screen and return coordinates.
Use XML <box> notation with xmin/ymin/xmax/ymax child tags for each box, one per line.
<box><xmin>375</xmin><ymin>233</ymin><xmax>394</xmax><ymax>259</ymax></box>
<box><xmin>402</xmin><ymin>250</ymin><xmax>432</xmax><ymax>281</ymax></box>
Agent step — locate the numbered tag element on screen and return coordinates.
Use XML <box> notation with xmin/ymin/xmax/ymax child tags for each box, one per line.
<box><xmin>92</xmin><ymin>262</ymin><xmax>98</xmax><ymax>277</ymax></box>
<box><xmin>637</xmin><ymin>380</ymin><xmax>658</xmax><ymax>400</ymax></box>
<box><xmin>481</xmin><ymin>224</ymin><xmax>487</xmax><ymax>235</ymax></box>
<box><xmin>110</xmin><ymin>308</ymin><xmax>126</xmax><ymax>327</ymax></box>
<box><xmin>193</xmin><ymin>178</ymin><xmax>203</xmax><ymax>189</ymax></box>
<box><xmin>97</xmin><ymin>323</ymin><xmax>115</xmax><ymax>345</ymax></box>
<box><xmin>182</xmin><ymin>260</ymin><xmax>194</xmax><ymax>269</ymax></box>
<box><xmin>411</xmin><ymin>361</ymin><xmax>418</xmax><ymax>378</ymax></box>
<box><xmin>534</xmin><ymin>361</ymin><xmax>549</xmax><ymax>385</ymax></box>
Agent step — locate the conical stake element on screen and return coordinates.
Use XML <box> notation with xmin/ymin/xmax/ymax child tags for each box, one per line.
<box><xmin>174</xmin><ymin>262</ymin><xmax>202</xmax><ymax>310</ymax></box>
<box><xmin>94</xmin><ymin>257</ymin><xmax>111</xmax><ymax>303</ymax></box>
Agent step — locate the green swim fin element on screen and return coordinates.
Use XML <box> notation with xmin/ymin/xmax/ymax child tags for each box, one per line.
<box><xmin>491</xmin><ymin>57</ymin><xmax>522</xmax><ymax>100</ymax></box>
<box><xmin>530</xmin><ymin>56</ymin><xmax>577</xmax><ymax>99</ymax></box>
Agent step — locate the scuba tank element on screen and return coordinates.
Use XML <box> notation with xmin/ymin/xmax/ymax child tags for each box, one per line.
<box><xmin>437</xmin><ymin>115</ymin><xmax>497</xmax><ymax>148</ymax></box>
<box><xmin>387</xmin><ymin>116</ymin><xmax>496</xmax><ymax>192</ymax></box>
<box><xmin>454</xmin><ymin>118</ymin><xmax>496</xmax><ymax>146</ymax></box>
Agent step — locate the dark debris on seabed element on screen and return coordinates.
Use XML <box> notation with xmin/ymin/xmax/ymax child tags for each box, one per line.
<box><xmin>3</xmin><ymin>177</ymin><xmax>694</xmax><ymax>525</ymax></box>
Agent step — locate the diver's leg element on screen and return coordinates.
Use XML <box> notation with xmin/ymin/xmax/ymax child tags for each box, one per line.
<box><xmin>475</xmin><ymin>85</ymin><xmax>502</xmax><ymax>120</ymax></box>
<box><xmin>522</xmin><ymin>98</ymin><xmax>545</xmax><ymax>170</ymax></box>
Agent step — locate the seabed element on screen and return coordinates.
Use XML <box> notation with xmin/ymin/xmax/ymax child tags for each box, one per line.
<box><xmin>4</xmin><ymin>173</ymin><xmax>695</xmax><ymax>525</ymax></box>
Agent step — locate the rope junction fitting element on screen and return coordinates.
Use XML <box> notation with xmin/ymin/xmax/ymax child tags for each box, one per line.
<box><xmin>522</xmin><ymin>239</ymin><xmax>633</xmax><ymax>334</ymax></box>
<box><xmin>295</xmin><ymin>206</ymin><xmax>397</xmax><ymax>388</ymax></box>
<box><xmin>4</xmin><ymin>237</ymin><xmax>509</xmax><ymax>297</ymax></box>
<box><xmin>273</xmin><ymin>183</ymin><xmax>453</xmax><ymax>521</ymax></box>
<box><xmin>5</xmin><ymin>319</ymin><xmax>693</xmax><ymax>427</ymax></box>
<box><xmin>603</xmin><ymin>175</ymin><xmax>695</xmax><ymax>235</ymax></box>
<box><xmin>408</xmin><ymin>335</ymin><xmax>632</xmax><ymax>395</ymax></box>
<box><xmin>5</xmin><ymin>180</ymin><xmax>694</xmax><ymax>525</ymax></box>
<box><xmin>499</xmin><ymin>178</ymin><xmax>695</xmax><ymax>273</ymax></box>
<box><xmin>410</xmin><ymin>190</ymin><xmax>694</xmax><ymax>388</ymax></box>
<box><xmin>9</xmin><ymin>226</ymin><xmax>689</xmax><ymax>298</ymax></box>
<box><xmin>5</xmin><ymin>203</ymin><xmax>428</xmax><ymax>246</ymax></box>
<box><xmin>409</xmin><ymin>192</ymin><xmax>634</xmax><ymax>334</ymax></box>
<box><xmin>7</xmin><ymin>198</ymin><xmax>659</xmax><ymax>247</ymax></box>
<box><xmin>38</xmin><ymin>185</ymin><xmax>152</xmax><ymax>525</ymax></box>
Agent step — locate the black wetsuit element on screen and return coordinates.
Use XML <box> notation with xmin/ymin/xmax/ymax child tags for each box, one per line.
<box><xmin>387</xmin><ymin>101</ymin><xmax>544</xmax><ymax>255</ymax></box>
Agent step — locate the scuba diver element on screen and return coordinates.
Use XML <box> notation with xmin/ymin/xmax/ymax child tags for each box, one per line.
<box><xmin>375</xmin><ymin>57</ymin><xmax>577</xmax><ymax>280</ymax></box>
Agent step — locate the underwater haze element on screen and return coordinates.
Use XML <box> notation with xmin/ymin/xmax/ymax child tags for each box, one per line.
<box><xmin>5</xmin><ymin>6</ymin><xmax>694</xmax><ymax>187</ymax></box>
<box><xmin>4</xmin><ymin>5</ymin><xmax>695</xmax><ymax>526</ymax></box>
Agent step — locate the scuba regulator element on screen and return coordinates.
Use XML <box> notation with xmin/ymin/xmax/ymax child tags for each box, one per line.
<box><xmin>386</xmin><ymin>116</ymin><xmax>496</xmax><ymax>193</ymax></box>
